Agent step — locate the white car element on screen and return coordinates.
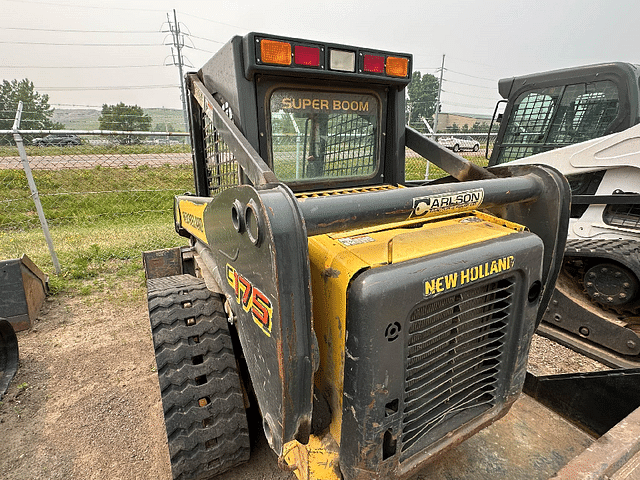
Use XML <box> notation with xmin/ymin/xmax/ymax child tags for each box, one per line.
<box><xmin>439</xmin><ymin>136</ymin><xmax>480</xmax><ymax>152</ymax></box>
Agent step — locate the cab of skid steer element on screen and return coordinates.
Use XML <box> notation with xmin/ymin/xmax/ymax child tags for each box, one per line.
<box><xmin>189</xmin><ymin>32</ymin><xmax>411</xmax><ymax>194</ymax></box>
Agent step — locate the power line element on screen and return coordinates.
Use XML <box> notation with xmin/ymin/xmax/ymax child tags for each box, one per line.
<box><xmin>445</xmin><ymin>68</ymin><xmax>497</xmax><ymax>83</ymax></box>
<box><xmin>178</xmin><ymin>11</ymin><xmax>249</xmax><ymax>32</ymax></box>
<box><xmin>412</xmin><ymin>67</ymin><xmax>441</xmax><ymax>72</ymax></box>
<box><xmin>0</xmin><ymin>40</ymin><xmax>164</xmax><ymax>47</ymax></box>
<box><xmin>37</xmin><ymin>85</ymin><xmax>179</xmax><ymax>91</ymax></box>
<box><xmin>442</xmin><ymin>78</ymin><xmax>496</xmax><ymax>90</ymax></box>
<box><xmin>0</xmin><ymin>26</ymin><xmax>159</xmax><ymax>34</ymax></box>
<box><xmin>2</xmin><ymin>65</ymin><xmax>166</xmax><ymax>69</ymax></box>
<box><xmin>447</xmin><ymin>55</ymin><xmax>501</xmax><ymax>70</ymax></box>
<box><xmin>188</xmin><ymin>34</ymin><xmax>224</xmax><ymax>45</ymax></box>
<box><xmin>191</xmin><ymin>47</ymin><xmax>216</xmax><ymax>54</ymax></box>
<box><xmin>6</xmin><ymin>0</ymin><xmax>168</xmax><ymax>13</ymax></box>
<box><xmin>441</xmin><ymin>89</ymin><xmax>499</xmax><ymax>101</ymax></box>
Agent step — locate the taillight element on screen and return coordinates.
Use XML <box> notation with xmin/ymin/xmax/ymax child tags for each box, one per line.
<box><xmin>260</xmin><ymin>39</ymin><xmax>291</xmax><ymax>65</ymax></box>
<box><xmin>386</xmin><ymin>56</ymin><xmax>409</xmax><ymax>77</ymax></box>
<box><xmin>253</xmin><ymin>35</ymin><xmax>410</xmax><ymax>81</ymax></box>
<box><xmin>363</xmin><ymin>54</ymin><xmax>385</xmax><ymax>73</ymax></box>
<box><xmin>294</xmin><ymin>45</ymin><xmax>320</xmax><ymax>67</ymax></box>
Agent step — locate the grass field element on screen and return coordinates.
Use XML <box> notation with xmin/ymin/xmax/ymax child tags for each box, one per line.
<box><xmin>0</xmin><ymin>217</ymin><xmax>188</xmax><ymax>294</ymax></box>
<box><xmin>0</xmin><ymin>142</ymin><xmax>190</xmax><ymax>158</ymax></box>
<box><xmin>0</xmin><ymin>148</ymin><xmax>487</xmax><ymax>294</ymax></box>
<box><xmin>405</xmin><ymin>151</ymin><xmax>488</xmax><ymax>180</ymax></box>
<box><xmin>0</xmin><ymin>164</ymin><xmax>192</xmax><ymax>228</ymax></box>
<box><xmin>0</xmin><ymin>162</ymin><xmax>192</xmax><ymax>293</ymax></box>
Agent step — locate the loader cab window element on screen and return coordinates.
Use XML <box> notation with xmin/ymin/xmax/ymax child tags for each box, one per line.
<box><xmin>268</xmin><ymin>89</ymin><xmax>380</xmax><ymax>183</ymax></box>
<box><xmin>495</xmin><ymin>80</ymin><xmax>620</xmax><ymax>164</ymax></box>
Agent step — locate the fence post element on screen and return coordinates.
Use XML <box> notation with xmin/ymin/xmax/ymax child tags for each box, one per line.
<box><xmin>12</xmin><ymin>102</ymin><xmax>61</xmax><ymax>275</ymax></box>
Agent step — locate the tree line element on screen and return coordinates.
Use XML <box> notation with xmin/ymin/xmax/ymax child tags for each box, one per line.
<box><xmin>2</xmin><ymin>74</ymin><xmax>487</xmax><ymax>140</ymax></box>
<box><xmin>0</xmin><ymin>78</ymin><xmax>154</xmax><ymax>144</ymax></box>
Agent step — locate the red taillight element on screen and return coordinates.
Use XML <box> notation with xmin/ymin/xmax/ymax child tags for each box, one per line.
<box><xmin>363</xmin><ymin>54</ymin><xmax>385</xmax><ymax>73</ymax></box>
<box><xmin>294</xmin><ymin>45</ymin><xmax>320</xmax><ymax>66</ymax></box>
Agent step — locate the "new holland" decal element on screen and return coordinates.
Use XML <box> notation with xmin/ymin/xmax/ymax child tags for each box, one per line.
<box><xmin>424</xmin><ymin>255</ymin><xmax>515</xmax><ymax>297</ymax></box>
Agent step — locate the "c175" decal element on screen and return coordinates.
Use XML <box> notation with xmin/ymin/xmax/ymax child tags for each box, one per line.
<box><xmin>226</xmin><ymin>264</ymin><xmax>274</xmax><ymax>337</ymax></box>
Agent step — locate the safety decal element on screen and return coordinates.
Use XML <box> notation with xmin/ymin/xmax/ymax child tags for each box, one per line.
<box><xmin>226</xmin><ymin>264</ymin><xmax>274</xmax><ymax>337</ymax></box>
<box><xmin>424</xmin><ymin>255</ymin><xmax>515</xmax><ymax>297</ymax></box>
<box><xmin>338</xmin><ymin>235</ymin><xmax>375</xmax><ymax>246</ymax></box>
<box><xmin>412</xmin><ymin>188</ymin><xmax>484</xmax><ymax>217</ymax></box>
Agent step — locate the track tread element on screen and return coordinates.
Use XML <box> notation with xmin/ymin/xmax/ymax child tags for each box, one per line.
<box><xmin>565</xmin><ymin>238</ymin><xmax>640</xmax><ymax>314</ymax></box>
<box><xmin>147</xmin><ymin>274</ymin><xmax>250</xmax><ymax>480</ymax></box>
<box><xmin>566</xmin><ymin>238</ymin><xmax>640</xmax><ymax>278</ymax></box>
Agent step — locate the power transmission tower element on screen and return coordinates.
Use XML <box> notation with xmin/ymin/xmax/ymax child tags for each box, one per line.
<box><xmin>163</xmin><ymin>9</ymin><xmax>193</xmax><ymax>133</ymax></box>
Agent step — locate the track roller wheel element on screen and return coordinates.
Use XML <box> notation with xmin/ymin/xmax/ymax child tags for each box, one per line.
<box><xmin>583</xmin><ymin>263</ymin><xmax>639</xmax><ymax>309</ymax></box>
<box><xmin>147</xmin><ymin>275</ymin><xmax>250</xmax><ymax>480</ymax></box>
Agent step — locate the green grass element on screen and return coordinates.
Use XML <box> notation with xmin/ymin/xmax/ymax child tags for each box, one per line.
<box><xmin>0</xmin><ymin>161</ymin><xmax>192</xmax><ymax>295</ymax></box>
<box><xmin>405</xmin><ymin>153</ymin><xmax>488</xmax><ymax>181</ymax></box>
<box><xmin>0</xmin><ymin>148</ymin><xmax>489</xmax><ymax>296</ymax></box>
<box><xmin>0</xmin><ymin>217</ymin><xmax>187</xmax><ymax>294</ymax></box>
<box><xmin>0</xmin><ymin>164</ymin><xmax>192</xmax><ymax>229</ymax></box>
<box><xmin>0</xmin><ymin>143</ymin><xmax>190</xmax><ymax>158</ymax></box>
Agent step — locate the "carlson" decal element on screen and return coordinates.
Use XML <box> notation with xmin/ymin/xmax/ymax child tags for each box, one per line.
<box><xmin>226</xmin><ymin>264</ymin><xmax>274</xmax><ymax>337</ymax></box>
<box><xmin>413</xmin><ymin>188</ymin><xmax>484</xmax><ymax>217</ymax></box>
<box><xmin>424</xmin><ymin>255</ymin><xmax>515</xmax><ymax>297</ymax></box>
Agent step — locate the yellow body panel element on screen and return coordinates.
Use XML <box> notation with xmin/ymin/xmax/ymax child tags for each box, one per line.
<box><xmin>305</xmin><ymin>211</ymin><xmax>523</xmax><ymax>459</ymax></box>
<box><xmin>284</xmin><ymin>435</ymin><xmax>341</xmax><ymax>480</ymax></box>
<box><xmin>177</xmin><ymin>199</ymin><xmax>208</xmax><ymax>244</ymax></box>
<box><xmin>328</xmin><ymin>213</ymin><xmax>524</xmax><ymax>267</ymax></box>
<box><xmin>308</xmin><ymin>235</ymin><xmax>369</xmax><ymax>444</ymax></box>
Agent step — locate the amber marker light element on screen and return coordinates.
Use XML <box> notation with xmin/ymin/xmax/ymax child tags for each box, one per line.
<box><xmin>386</xmin><ymin>56</ymin><xmax>409</xmax><ymax>77</ymax></box>
<box><xmin>260</xmin><ymin>39</ymin><xmax>292</xmax><ymax>65</ymax></box>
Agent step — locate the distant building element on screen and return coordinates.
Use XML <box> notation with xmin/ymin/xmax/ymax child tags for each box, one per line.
<box><xmin>435</xmin><ymin>113</ymin><xmax>492</xmax><ymax>132</ymax></box>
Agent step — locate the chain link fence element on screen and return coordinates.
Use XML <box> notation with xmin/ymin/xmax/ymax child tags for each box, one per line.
<box><xmin>406</xmin><ymin>133</ymin><xmax>496</xmax><ymax>180</ymax></box>
<box><xmin>0</xmin><ymin>130</ymin><xmax>192</xmax><ymax>276</ymax></box>
<box><xmin>271</xmin><ymin>131</ymin><xmax>496</xmax><ymax>182</ymax></box>
<box><xmin>0</xmin><ymin>129</ymin><xmax>496</xmax><ymax>276</ymax></box>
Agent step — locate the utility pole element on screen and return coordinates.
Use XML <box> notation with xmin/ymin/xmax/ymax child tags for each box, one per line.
<box><xmin>164</xmin><ymin>10</ymin><xmax>190</xmax><ymax>133</ymax></box>
<box><xmin>433</xmin><ymin>54</ymin><xmax>445</xmax><ymax>134</ymax></box>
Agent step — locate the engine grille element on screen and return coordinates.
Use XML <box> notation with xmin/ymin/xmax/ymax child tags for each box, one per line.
<box><xmin>401</xmin><ymin>277</ymin><xmax>514</xmax><ymax>458</ymax></box>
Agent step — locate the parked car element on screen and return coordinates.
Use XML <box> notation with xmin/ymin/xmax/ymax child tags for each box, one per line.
<box><xmin>439</xmin><ymin>136</ymin><xmax>480</xmax><ymax>152</ymax></box>
<box><xmin>32</xmin><ymin>134</ymin><xmax>81</xmax><ymax>147</ymax></box>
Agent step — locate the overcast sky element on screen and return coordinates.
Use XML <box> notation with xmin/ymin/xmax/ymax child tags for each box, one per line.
<box><xmin>2</xmin><ymin>0</ymin><xmax>639</xmax><ymax>116</ymax></box>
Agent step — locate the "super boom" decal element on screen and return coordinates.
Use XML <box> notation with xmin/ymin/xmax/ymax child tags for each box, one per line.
<box><xmin>226</xmin><ymin>264</ymin><xmax>274</xmax><ymax>337</ymax></box>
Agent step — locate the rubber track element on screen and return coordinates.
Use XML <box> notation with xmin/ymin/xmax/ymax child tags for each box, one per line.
<box><xmin>147</xmin><ymin>275</ymin><xmax>250</xmax><ymax>480</ymax></box>
<box><xmin>0</xmin><ymin>319</ymin><xmax>19</xmax><ymax>401</ymax></box>
<box><xmin>565</xmin><ymin>238</ymin><xmax>640</xmax><ymax>315</ymax></box>
<box><xmin>565</xmin><ymin>238</ymin><xmax>640</xmax><ymax>279</ymax></box>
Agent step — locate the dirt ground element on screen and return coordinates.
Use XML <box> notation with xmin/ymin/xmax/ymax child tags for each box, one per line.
<box><xmin>0</xmin><ymin>276</ymin><xmax>607</xmax><ymax>480</ymax></box>
<box><xmin>0</xmin><ymin>277</ymin><xmax>292</xmax><ymax>480</ymax></box>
